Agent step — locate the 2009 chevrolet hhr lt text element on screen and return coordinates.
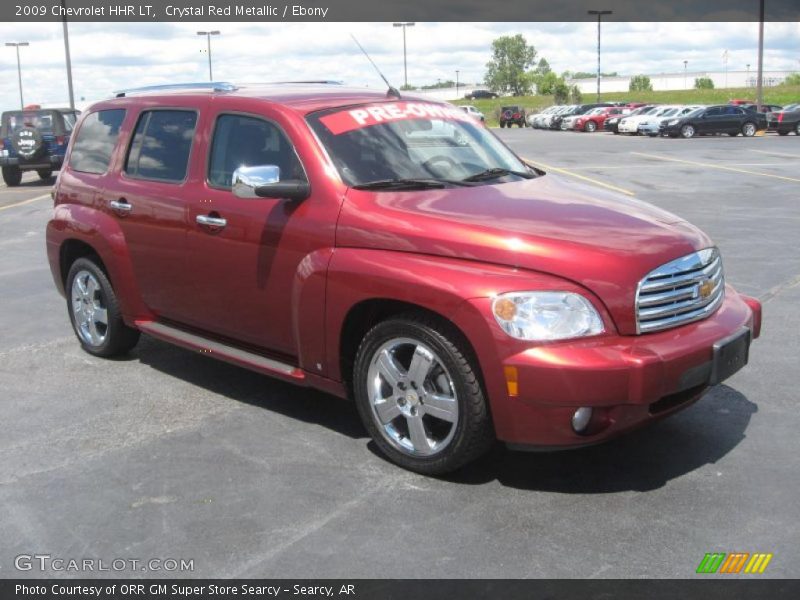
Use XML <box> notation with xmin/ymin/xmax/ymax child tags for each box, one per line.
<box><xmin>46</xmin><ymin>83</ymin><xmax>762</xmax><ymax>474</ymax></box>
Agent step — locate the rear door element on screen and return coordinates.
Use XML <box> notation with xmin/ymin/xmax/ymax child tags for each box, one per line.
<box><xmin>105</xmin><ymin>105</ymin><xmax>202</xmax><ymax>321</ymax></box>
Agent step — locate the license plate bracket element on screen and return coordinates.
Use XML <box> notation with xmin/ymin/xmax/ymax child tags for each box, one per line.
<box><xmin>710</xmin><ymin>327</ymin><xmax>751</xmax><ymax>385</ymax></box>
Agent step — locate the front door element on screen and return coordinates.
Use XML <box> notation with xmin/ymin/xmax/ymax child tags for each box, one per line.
<box><xmin>183</xmin><ymin>109</ymin><xmax>338</xmax><ymax>358</ymax></box>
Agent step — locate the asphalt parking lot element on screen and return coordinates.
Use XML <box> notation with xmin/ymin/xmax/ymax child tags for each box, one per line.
<box><xmin>1</xmin><ymin>131</ymin><xmax>798</xmax><ymax>579</ymax></box>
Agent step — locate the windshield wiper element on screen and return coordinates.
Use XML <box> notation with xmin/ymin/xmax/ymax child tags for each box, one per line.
<box><xmin>352</xmin><ymin>178</ymin><xmax>472</xmax><ymax>191</ymax></box>
<box><xmin>462</xmin><ymin>167</ymin><xmax>535</xmax><ymax>183</ymax></box>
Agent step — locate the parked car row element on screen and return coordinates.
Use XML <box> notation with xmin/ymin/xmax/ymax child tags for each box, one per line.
<box><xmin>525</xmin><ymin>101</ymin><xmax>800</xmax><ymax>139</ymax></box>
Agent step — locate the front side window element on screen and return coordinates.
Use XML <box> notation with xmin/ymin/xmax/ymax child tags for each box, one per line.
<box><xmin>307</xmin><ymin>101</ymin><xmax>531</xmax><ymax>188</ymax></box>
<box><xmin>207</xmin><ymin>114</ymin><xmax>306</xmax><ymax>189</ymax></box>
<box><xmin>125</xmin><ymin>110</ymin><xmax>197</xmax><ymax>182</ymax></box>
<box><xmin>69</xmin><ymin>109</ymin><xmax>126</xmax><ymax>174</ymax></box>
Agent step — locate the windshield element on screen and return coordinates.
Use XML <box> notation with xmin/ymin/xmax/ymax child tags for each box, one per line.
<box><xmin>684</xmin><ymin>108</ymin><xmax>706</xmax><ymax>118</ymax></box>
<box><xmin>660</xmin><ymin>108</ymin><xmax>679</xmax><ymax>117</ymax></box>
<box><xmin>308</xmin><ymin>101</ymin><xmax>532</xmax><ymax>188</ymax></box>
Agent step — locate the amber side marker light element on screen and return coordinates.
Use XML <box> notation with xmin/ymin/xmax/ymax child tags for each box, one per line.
<box><xmin>504</xmin><ymin>366</ymin><xmax>519</xmax><ymax>397</ymax></box>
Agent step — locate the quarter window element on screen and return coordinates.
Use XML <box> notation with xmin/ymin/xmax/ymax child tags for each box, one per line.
<box><xmin>69</xmin><ymin>109</ymin><xmax>126</xmax><ymax>174</ymax></box>
<box><xmin>125</xmin><ymin>110</ymin><xmax>197</xmax><ymax>182</ymax></box>
<box><xmin>207</xmin><ymin>114</ymin><xmax>306</xmax><ymax>189</ymax></box>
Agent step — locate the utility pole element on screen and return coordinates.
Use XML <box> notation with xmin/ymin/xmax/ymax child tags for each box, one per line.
<box><xmin>756</xmin><ymin>0</ymin><xmax>764</xmax><ymax>109</ymax></box>
<box><xmin>587</xmin><ymin>10</ymin><xmax>612</xmax><ymax>103</ymax></box>
<box><xmin>5</xmin><ymin>42</ymin><xmax>29</xmax><ymax>110</ymax></box>
<box><xmin>684</xmin><ymin>60</ymin><xmax>688</xmax><ymax>89</ymax></box>
<box><xmin>455</xmin><ymin>70</ymin><xmax>460</xmax><ymax>99</ymax></box>
<box><xmin>196</xmin><ymin>30</ymin><xmax>220</xmax><ymax>81</ymax></box>
<box><xmin>61</xmin><ymin>0</ymin><xmax>75</xmax><ymax>109</ymax></box>
<box><xmin>392</xmin><ymin>22</ymin><xmax>415</xmax><ymax>88</ymax></box>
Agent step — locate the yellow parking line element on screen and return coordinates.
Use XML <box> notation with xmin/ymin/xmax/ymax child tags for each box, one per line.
<box><xmin>523</xmin><ymin>157</ymin><xmax>636</xmax><ymax>196</ymax></box>
<box><xmin>0</xmin><ymin>193</ymin><xmax>51</xmax><ymax>212</ymax></box>
<box><xmin>751</xmin><ymin>149</ymin><xmax>800</xmax><ymax>159</ymax></box>
<box><xmin>630</xmin><ymin>152</ymin><xmax>800</xmax><ymax>184</ymax></box>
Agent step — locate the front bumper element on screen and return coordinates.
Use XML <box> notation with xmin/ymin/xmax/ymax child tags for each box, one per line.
<box><xmin>638</xmin><ymin>123</ymin><xmax>660</xmax><ymax>135</ymax></box>
<box><xmin>617</xmin><ymin>122</ymin><xmax>639</xmax><ymax>133</ymax></box>
<box><xmin>460</xmin><ymin>288</ymin><xmax>761</xmax><ymax>448</ymax></box>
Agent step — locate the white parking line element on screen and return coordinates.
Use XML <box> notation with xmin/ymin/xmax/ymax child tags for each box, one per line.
<box><xmin>630</xmin><ymin>152</ymin><xmax>800</xmax><ymax>184</ymax></box>
<box><xmin>0</xmin><ymin>194</ymin><xmax>51</xmax><ymax>212</ymax></box>
<box><xmin>750</xmin><ymin>149</ymin><xmax>800</xmax><ymax>159</ymax></box>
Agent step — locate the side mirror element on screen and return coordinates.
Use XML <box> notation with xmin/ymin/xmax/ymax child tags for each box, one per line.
<box><xmin>232</xmin><ymin>165</ymin><xmax>310</xmax><ymax>201</ymax></box>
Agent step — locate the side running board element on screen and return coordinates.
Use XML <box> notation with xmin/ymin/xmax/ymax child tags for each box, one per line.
<box><xmin>135</xmin><ymin>320</ymin><xmax>305</xmax><ymax>382</ymax></box>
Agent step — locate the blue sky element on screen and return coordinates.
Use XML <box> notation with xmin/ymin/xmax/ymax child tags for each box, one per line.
<box><xmin>0</xmin><ymin>21</ymin><xmax>798</xmax><ymax>108</ymax></box>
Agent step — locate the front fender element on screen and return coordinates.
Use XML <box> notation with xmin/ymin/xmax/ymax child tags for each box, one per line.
<box><xmin>46</xmin><ymin>204</ymin><xmax>151</xmax><ymax>324</ymax></box>
<box><xmin>323</xmin><ymin>249</ymin><xmax>614</xmax><ymax>433</ymax></box>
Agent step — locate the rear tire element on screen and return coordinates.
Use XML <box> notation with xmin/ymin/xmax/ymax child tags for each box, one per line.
<box><xmin>499</xmin><ymin>122</ymin><xmax>506</xmax><ymax>129</ymax></box>
<box><xmin>37</xmin><ymin>169</ymin><xmax>53</xmax><ymax>180</ymax></box>
<box><xmin>742</xmin><ymin>122</ymin><xmax>757</xmax><ymax>137</ymax></box>
<box><xmin>796</xmin><ymin>122</ymin><xmax>800</xmax><ymax>135</ymax></box>
<box><xmin>585</xmin><ymin>121</ymin><xmax>597</xmax><ymax>132</ymax></box>
<box><xmin>778</xmin><ymin>130</ymin><xmax>789</xmax><ymax>136</ymax></box>
<box><xmin>66</xmin><ymin>257</ymin><xmax>140</xmax><ymax>358</ymax></box>
<box><xmin>728</xmin><ymin>132</ymin><xmax>739</xmax><ymax>137</ymax></box>
<box><xmin>353</xmin><ymin>314</ymin><xmax>494</xmax><ymax>475</ymax></box>
<box><xmin>2</xmin><ymin>166</ymin><xmax>22</xmax><ymax>187</ymax></box>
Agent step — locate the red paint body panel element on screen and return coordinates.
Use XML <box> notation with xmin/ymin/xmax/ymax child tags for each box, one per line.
<box><xmin>46</xmin><ymin>85</ymin><xmax>761</xmax><ymax>449</ymax></box>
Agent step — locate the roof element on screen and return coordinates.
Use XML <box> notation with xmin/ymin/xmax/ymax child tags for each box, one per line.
<box><xmin>108</xmin><ymin>82</ymin><xmax>433</xmax><ymax>115</ymax></box>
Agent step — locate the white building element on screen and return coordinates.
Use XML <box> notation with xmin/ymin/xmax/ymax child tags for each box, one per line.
<box><xmin>567</xmin><ymin>70</ymin><xmax>796</xmax><ymax>94</ymax></box>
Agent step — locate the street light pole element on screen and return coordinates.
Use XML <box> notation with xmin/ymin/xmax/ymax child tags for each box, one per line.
<box><xmin>455</xmin><ymin>70</ymin><xmax>460</xmax><ymax>99</ymax></box>
<box><xmin>587</xmin><ymin>10</ymin><xmax>612</xmax><ymax>103</ymax></box>
<box><xmin>392</xmin><ymin>22</ymin><xmax>415</xmax><ymax>88</ymax></box>
<box><xmin>196</xmin><ymin>30</ymin><xmax>220</xmax><ymax>81</ymax></box>
<box><xmin>756</xmin><ymin>0</ymin><xmax>764</xmax><ymax>109</ymax></box>
<box><xmin>684</xmin><ymin>60</ymin><xmax>688</xmax><ymax>89</ymax></box>
<box><xmin>61</xmin><ymin>0</ymin><xmax>75</xmax><ymax>109</ymax></box>
<box><xmin>5</xmin><ymin>42</ymin><xmax>29</xmax><ymax>110</ymax></box>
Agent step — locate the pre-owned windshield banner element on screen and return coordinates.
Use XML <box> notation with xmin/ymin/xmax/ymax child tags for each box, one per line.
<box><xmin>4</xmin><ymin>0</ymin><xmax>798</xmax><ymax>22</ymax></box>
<box><xmin>319</xmin><ymin>102</ymin><xmax>477</xmax><ymax>134</ymax></box>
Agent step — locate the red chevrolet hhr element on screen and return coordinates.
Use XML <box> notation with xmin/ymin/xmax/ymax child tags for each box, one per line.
<box><xmin>46</xmin><ymin>83</ymin><xmax>761</xmax><ymax>474</ymax></box>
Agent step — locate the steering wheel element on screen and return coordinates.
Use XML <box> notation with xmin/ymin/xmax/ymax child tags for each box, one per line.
<box><xmin>422</xmin><ymin>155</ymin><xmax>459</xmax><ymax>174</ymax></box>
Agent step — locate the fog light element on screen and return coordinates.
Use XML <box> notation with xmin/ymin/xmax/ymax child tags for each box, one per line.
<box><xmin>571</xmin><ymin>407</ymin><xmax>593</xmax><ymax>434</ymax></box>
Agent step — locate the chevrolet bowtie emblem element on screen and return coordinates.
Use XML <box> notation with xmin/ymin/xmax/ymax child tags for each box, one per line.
<box><xmin>698</xmin><ymin>280</ymin><xmax>714</xmax><ymax>299</ymax></box>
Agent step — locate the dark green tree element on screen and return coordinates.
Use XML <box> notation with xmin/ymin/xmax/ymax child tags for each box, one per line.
<box><xmin>484</xmin><ymin>34</ymin><xmax>537</xmax><ymax>96</ymax></box>
<box><xmin>694</xmin><ymin>77</ymin><xmax>715</xmax><ymax>90</ymax></box>
<box><xmin>629</xmin><ymin>75</ymin><xmax>653</xmax><ymax>92</ymax></box>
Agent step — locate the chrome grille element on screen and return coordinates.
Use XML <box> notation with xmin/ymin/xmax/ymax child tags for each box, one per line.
<box><xmin>636</xmin><ymin>248</ymin><xmax>724</xmax><ymax>334</ymax></box>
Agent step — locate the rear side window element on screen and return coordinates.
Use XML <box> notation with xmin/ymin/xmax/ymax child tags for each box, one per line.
<box><xmin>69</xmin><ymin>109</ymin><xmax>126</xmax><ymax>174</ymax></box>
<box><xmin>125</xmin><ymin>110</ymin><xmax>197</xmax><ymax>182</ymax></box>
<box><xmin>207</xmin><ymin>114</ymin><xmax>306</xmax><ymax>189</ymax></box>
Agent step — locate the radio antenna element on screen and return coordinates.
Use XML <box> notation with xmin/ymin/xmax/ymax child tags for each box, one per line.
<box><xmin>350</xmin><ymin>34</ymin><xmax>401</xmax><ymax>99</ymax></box>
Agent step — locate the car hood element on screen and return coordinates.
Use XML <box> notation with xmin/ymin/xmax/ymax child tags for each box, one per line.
<box><xmin>337</xmin><ymin>175</ymin><xmax>712</xmax><ymax>334</ymax></box>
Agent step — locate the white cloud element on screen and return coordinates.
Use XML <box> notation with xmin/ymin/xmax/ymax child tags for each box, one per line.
<box><xmin>0</xmin><ymin>21</ymin><xmax>797</xmax><ymax>109</ymax></box>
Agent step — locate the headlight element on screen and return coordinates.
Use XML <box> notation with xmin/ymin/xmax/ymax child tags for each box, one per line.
<box><xmin>667</xmin><ymin>119</ymin><xmax>679</xmax><ymax>125</ymax></box>
<box><xmin>491</xmin><ymin>292</ymin><xmax>604</xmax><ymax>341</ymax></box>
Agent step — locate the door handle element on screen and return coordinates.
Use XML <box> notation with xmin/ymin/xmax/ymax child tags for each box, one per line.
<box><xmin>109</xmin><ymin>198</ymin><xmax>132</xmax><ymax>213</ymax></box>
<box><xmin>196</xmin><ymin>214</ymin><xmax>227</xmax><ymax>228</ymax></box>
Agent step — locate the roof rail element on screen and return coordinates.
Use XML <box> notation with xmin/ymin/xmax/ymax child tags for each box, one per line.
<box><xmin>113</xmin><ymin>82</ymin><xmax>238</xmax><ymax>97</ymax></box>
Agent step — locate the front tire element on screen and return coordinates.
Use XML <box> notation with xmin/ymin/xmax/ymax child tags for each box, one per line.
<box><xmin>2</xmin><ymin>166</ymin><xmax>22</xmax><ymax>186</ymax></box>
<box><xmin>499</xmin><ymin>122</ymin><xmax>506</xmax><ymax>129</ymax></box>
<box><xmin>796</xmin><ymin>122</ymin><xmax>800</xmax><ymax>135</ymax></box>
<box><xmin>66</xmin><ymin>257</ymin><xmax>140</xmax><ymax>357</ymax></box>
<box><xmin>37</xmin><ymin>169</ymin><xmax>53</xmax><ymax>180</ymax></box>
<box><xmin>585</xmin><ymin>121</ymin><xmax>597</xmax><ymax>132</ymax></box>
<box><xmin>681</xmin><ymin>124</ymin><xmax>696</xmax><ymax>138</ymax></box>
<box><xmin>353</xmin><ymin>315</ymin><xmax>494</xmax><ymax>475</ymax></box>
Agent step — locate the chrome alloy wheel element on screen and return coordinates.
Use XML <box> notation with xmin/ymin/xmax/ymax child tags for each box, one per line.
<box><xmin>71</xmin><ymin>270</ymin><xmax>108</xmax><ymax>347</ymax></box>
<box><xmin>742</xmin><ymin>122</ymin><xmax>756</xmax><ymax>137</ymax></box>
<box><xmin>366</xmin><ymin>337</ymin><xmax>459</xmax><ymax>457</ymax></box>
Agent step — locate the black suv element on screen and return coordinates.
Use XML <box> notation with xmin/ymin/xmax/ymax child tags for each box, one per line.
<box><xmin>465</xmin><ymin>90</ymin><xmax>498</xmax><ymax>100</ymax></box>
<box><xmin>499</xmin><ymin>106</ymin><xmax>526</xmax><ymax>128</ymax></box>
<box><xmin>0</xmin><ymin>107</ymin><xmax>79</xmax><ymax>186</ymax></box>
